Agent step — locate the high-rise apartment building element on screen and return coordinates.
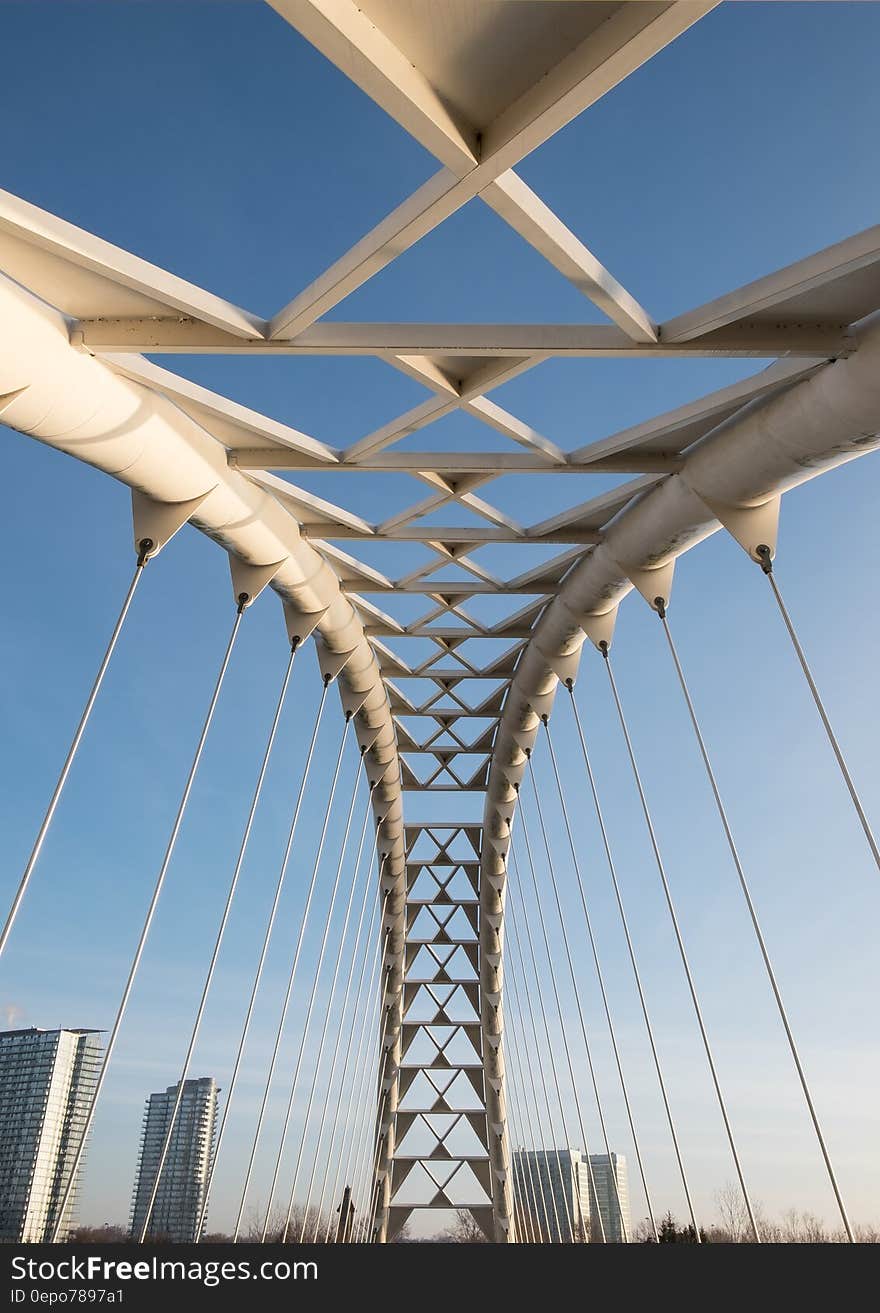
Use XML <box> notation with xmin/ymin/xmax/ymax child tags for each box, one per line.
<box><xmin>513</xmin><ymin>1147</ymin><xmax>591</xmax><ymax>1241</ymax></box>
<box><xmin>129</xmin><ymin>1076</ymin><xmax>218</xmax><ymax>1242</ymax></box>
<box><xmin>512</xmin><ymin>1147</ymin><xmax>630</xmax><ymax>1242</ymax></box>
<box><xmin>587</xmin><ymin>1153</ymin><xmax>631</xmax><ymax>1242</ymax></box>
<box><xmin>0</xmin><ymin>1027</ymin><xmax>103</xmax><ymax>1242</ymax></box>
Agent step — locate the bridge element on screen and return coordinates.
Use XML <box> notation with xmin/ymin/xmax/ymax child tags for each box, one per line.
<box><xmin>0</xmin><ymin>0</ymin><xmax>877</xmax><ymax>1245</ymax></box>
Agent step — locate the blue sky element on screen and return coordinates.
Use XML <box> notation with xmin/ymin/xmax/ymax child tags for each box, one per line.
<box><xmin>1</xmin><ymin>1</ymin><xmax>879</xmax><ymax>1237</ymax></box>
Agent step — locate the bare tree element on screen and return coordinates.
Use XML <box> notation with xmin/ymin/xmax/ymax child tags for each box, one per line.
<box><xmin>240</xmin><ymin>1202</ymin><xmax>330</xmax><ymax>1243</ymax></box>
<box><xmin>436</xmin><ymin>1210</ymin><xmax>488</xmax><ymax>1243</ymax></box>
<box><xmin>714</xmin><ymin>1182</ymin><xmax>751</xmax><ymax>1243</ymax></box>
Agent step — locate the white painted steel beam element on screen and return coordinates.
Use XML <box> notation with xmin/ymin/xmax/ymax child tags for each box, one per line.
<box><xmin>482</xmin><ymin>314</ymin><xmax>880</xmax><ymax>969</ymax></box>
<box><xmin>266</xmin><ymin>1</ymin><xmax>713</xmax><ymax>348</ymax></box>
<box><xmin>76</xmin><ymin>319</ymin><xmax>850</xmax><ymax>357</ymax></box>
<box><xmin>0</xmin><ymin>272</ymin><xmax>408</xmax><ymax>1155</ymax></box>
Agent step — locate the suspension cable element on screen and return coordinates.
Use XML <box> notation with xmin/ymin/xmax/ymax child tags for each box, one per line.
<box><xmin>346</xmin><ymin>983</ymin><xmax>385</xmax><ymax>1246</ymax></box>
<box><xmin>538</xmin><ymin>718</ymin><xmax>652</xmax><ymax>1241</ymax></box>
<box><xmin>308</xmin><ymin>845</ymin><xmax>385</xmax><ymax>1241</ymax></box>
<box><xmin>528</xmin><ymin>751</ymin><xmax>630</xmax><ymax>1239</ymax></box>
<box><xmin>509</xmin><ymin>1124</ymin><xmax>538</xmax><ymax>1244</ymax></box>
<box><xmin>352</xmin><ymin>1002</ymin><xmax>388</xmax><ymax>1241</ymax></box>
<box><xmin>319</xmin><ymin>880</ymin><xmax>389</xmax><ymax>1243</ymax></box>
<box><xmin>504</xmin><ymin>1072</ymin><xmax>534</xmax><ymax>1244</ymax></box>
<box><xmin>1</xmin><ymin>542</ymin><xmax>151</xmax><ymax>959</ymax></box>
<box><xmin>233</xmin><ymin>708</ymin><xmax>352</xmax><ymax>1241</ymax></box>
<box><xmin>566</xmin><ymin>680</ymin><xmax>700</xmax><ymax>1236</ymax></box>
<box><xmin>600</xmin><ymin>641</ymin><xmax>759</xmax><ymax>1242</ymax></box>
<box><xmin>500</xmin><ymin>950</ymin><xmax>550</xmax><ymax>1242</ymax></box>
<box><xmin>514</xmin><ymin>794</ymin><xmax>601</xmax><ymax>1244</ymax></box>
<box><xmin>262</xmin><ymin>752</ymin><xmax>365</xmax><ymax>1241</ymax></box>
<box><xmin>335</xmin><ymin>898</ymin><xmax>388</xmax><ymax>1244</ymax></box>
<box><xmin>135</xmin><ymin>637</ymin><xmax>301</xmax><ymax>1242</ymax></box>
<box><xmin>52</xmin><ymin>596</ymin><xmax>246</xmax><ymax>1241</ymax></box>
<box><xmin>337</xmin><ymin>920</ymin><xmax>385</xmax><ymax>1244</ymax></box>
<box><xmin>359</xmin><ymin>935</ymin><xmax>396</xmax><ymax>1244</ymax></box>
<box><xmin>505</xmin><ymin>861</ymin><xmax>577</xmax><ymax>1243</ymax></box>
<box><xmin>282</xmin><ymin>780</ymin><xmax>378</xmax><ymax>1241</ymax></box>
<box><xmin>360</xmin><ymin>1084</ymin><xmax>388</xmax><ymax>1244</ymax></box>
<box><xmin>492</xmin><ymin>941</ymin><xmax>535</xmax><ymax>1244</ymax></box>
<box><xmin>658</xmin><ymin>603</ymin><xmax>855</xmax><ymax>1242</ymax></box>
<box><xmin>324</xmin><ymin>914</ymin><xmax>385</xmax><ymax>1245</ymax></box>
<box><xmin>504</xmin><ymin>887</ymin><xmax>564</xmax><ymax>1244</ymax></box>
<box><xmin>756</xmin><ymin>547</ymin><xmax>879</xmax><ymax>876</ymax></box>
<box><xmin>195</xmin><ymin>673</ymin><xmax>329</xmax><ymax>1241</ymax></box>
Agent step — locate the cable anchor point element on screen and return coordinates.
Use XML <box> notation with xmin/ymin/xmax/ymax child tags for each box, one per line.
<box><xmin>136</xmin><ymin>538</ymin><xmax>154</xmax><ymax>567</ymax></box>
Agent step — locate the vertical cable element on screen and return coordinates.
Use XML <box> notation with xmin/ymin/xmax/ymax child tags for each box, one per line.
<box><xmin>308</xmin><ymin>846</ymin><xmax>385</xmax><ymax>1240</ymax></box>
<box><xmin>1</xmin><ymin>544</ymin><xmax>151</xmax><ymax>959</ymax></box>
<box><xmin>659</xmin><ymin>604</ymin><xmax>854</xmax><ymax>1242</ymax></box>
<box><xmin>566</xmin><ymin>681</ymin><xmax>700</xmax><ymax>1236</ymax></box>
<box><xmin>195</xmin><ymin>674</ymin><xmax>329</xmax><ymax>1241</ymax></box>
<box><xmin>503</xmin><ymin>905</ymin><xmax>565</xmax><ymax>1244</ymax></box>
<box><xmin>360</xmin><ymin>1089</ymin><xmax>387</xmax><ymax>1244</ymax></box>
<box><xmin>336</xmin><ymin>907</ymin><xmax>388</xmax><ymax>1243</ymax></box>
<box><xmin>334</xmin><ymin>906</ymin><xmax>388</xmax><ymax>1243</ymax></box>
<box><xmin>362</xmin><ymin>908</ymin><xmax>402</xmax><ymax>1246</ymax></box>
<box><xmin>514</xmin><ymin>799</ymin><xmax>601</xmax><ymax>1244</ymax></box>
<box><xmin>601</xmin><ymin>642</ymin><xmax>759</xmax><ymax>1242</ymax></box>
<box><xmin>504</xmin><ymin>952</ymin><xmax>556</xmax><ymax>1242</ymax></box>
<box><xmin>501</xmin><ymin>960</ymin><xmax>551</xmax><ymax>1242</ymax></box>
<box><xmin>135</xmin><ymin>638</ymin><xmax>300</xmax><ymax>1242</ymax></box>
<box><xmin>263</xmin><ymin>754</ymin><xmax>365</xmax><ymax>1241</ymax></box>
<box><xmin>319</xmin><ymin>880</ymin><xmax>389</xmax><ymax>1242</ymax></box>
<box><xmin>279</xmin><ymin>780</ymin><xmax>376</xmax><ymax>1241</ymax></box>
<box><xmin>504</xmin><ymin>1077</ymin><xmax>534</xmax><ymax>1244</ymax></box>
<box><xmin>52</xmin><ymin>597</ymin><xmax>246</xmax><ymax>1241</ymax></box>
<box><xmin>505</xmin><ymin>869</ymin><xmax>575</xmax><ymax>1242</ymax></box>
<box><xmin>352</xmin><ymin>922</ymin><xmax>392</xmax><ymax>1242</ymax></box>
<box><xmin>757</xmin><ymin>548</ymin><xmax>879</xmax><ymax>876</ymax></box>
<box><xmin>232</xmin><ymin>709</ymin><xmax>351</xmax><ymax>1241</ymax></box>
<box><xmin>525</xmin><ymin>748</ymin><xmax>632</xmax><ymax>1242</ymax></box>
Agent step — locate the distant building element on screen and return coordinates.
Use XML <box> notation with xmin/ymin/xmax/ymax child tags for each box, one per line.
<box><xmin>130</xmin><ymin>1077</ymin><xmax>218</xmax><ymax>1242</ymax></box>
<box><xmin>0</xmin><ymin>1027</ymin><xmax>102</xmax><ymax>1242</ymax></box>
<box><xmin>587</xmin><ymin>1153</ymin><xmax>630</xmax><ymax>1242</ymax></box>
<box><xmin>512</xmin><ymin>1147</ymin><xmax>630</xmax><ymax>1242</ymax></box>
<box><xmin>513</xmin><ymin>1147</ymin><xmax>591</xmax><ymax>1241</ymax></box>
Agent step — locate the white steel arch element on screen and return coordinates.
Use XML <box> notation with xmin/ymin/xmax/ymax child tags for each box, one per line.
<box><xmin>1</xmin><ymin>0</ymin><xmax>879</xmax><ymax>1243</ymax></box>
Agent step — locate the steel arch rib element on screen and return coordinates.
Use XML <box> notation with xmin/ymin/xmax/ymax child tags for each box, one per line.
<box><xmin>480</xmin><ymin>314</ymin><xmax>880</xmax><ymax>1238</ymax></box>
<box><xmin>0</xmin><ymin>271</ymin><xmax>407</xmax><ymax>1238</ymax></box>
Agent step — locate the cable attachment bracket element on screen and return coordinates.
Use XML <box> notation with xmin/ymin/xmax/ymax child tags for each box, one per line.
<box><xmin>136</xmin><ymin>538</ymin><xmax>154</xmax><ymax>567</ymax></box>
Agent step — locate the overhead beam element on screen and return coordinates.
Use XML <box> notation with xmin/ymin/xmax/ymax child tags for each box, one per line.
<box><xmin>362</xmin><ymin>582</ymin><xmax>559</xmax><ymax>597</ymax></box>
<box><xmin>103</xmin><ymin>354</ymin><xmax>338</xmax><ymax>464</ymax></box>
<box><xmin>662</xmin><ymin>223</ymin><xmax>880</xmax><ymax>342</ymax></box>
<box><xmin>266</xmin><ymin>170</ymin><xmax>467</xmax><ymax>340</ymax></box>
<box><xmin>482</xmin><ymin>171</ymin><xmax>658</xmax><ymax>342</ymax></box>
<box><xmin>265</xmin><ymin>2</ymin><xmax>713</xmax><ymax>338</ymax></box>
<box><xmin>300</xmin><ymin>523</ymin><xmax>600</xmax><ymax>544</ymax></box>
<box><xmin>79</xmin><ymin>318</ymin><xmax>850</xmax><ymax>356</ymax></box>
<box><xmin>0</xmin><ymin>188</ymin><xmax>265</xmax><ymax>337</ymax></box>
<box><xmin>229</xmin><ymin>448</ymin><xmax>682</xmax><ymax>474</ymax></box>
<box><xmin>265</xmin><ymin>0</ymin><xmax>480</xmax><ymax>172</ymax></box>
<box><xmin>366</xmin><ymin>624</ymin><xmax>535</xmax><ymax>640</ymax></box>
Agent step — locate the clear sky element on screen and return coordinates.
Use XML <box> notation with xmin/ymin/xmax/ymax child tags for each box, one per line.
<box><xmin>0</xmin><ymin>0</ymin><xmax>879</xmax><ymax>1239</ymax></box>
